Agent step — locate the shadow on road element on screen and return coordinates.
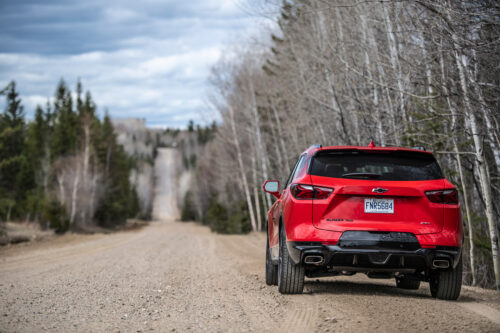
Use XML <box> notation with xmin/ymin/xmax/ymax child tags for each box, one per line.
<box><xmin>304</xmin><ymin>279</ymin><xmax>484</xmax><ymax>302</ymax></box>
<box><xmin>304</xmin><ymin>279</ymin><xmax>432</xmax><ymax>299</ymax></box>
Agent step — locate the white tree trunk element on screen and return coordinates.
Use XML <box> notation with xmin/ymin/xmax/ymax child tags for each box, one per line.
<box><xmin>419</xmin><ymin>31</ymin><xmax>434</xmax><ymax>96</ymax></box>
<box><xmin>383</xmin><ymin>3</ymin><xmax>408</xmax><ymax>132</ymax></box>
<box><xmin>267</xmin><ymin>106</ymin><xmax>285</xmax><ymax>180</ymax></box>
<box><xmin>334</xmin><ymin>7</ymin><xmax>361</xmax><ymax>145</ymax></box>
<box><xmin>81</xmin><ymin>123</ymin><xmax>90</xmax><ymax>225</ymax></box>
<box><xmin>270</xmin><ymin>101</ymin><xmax>291</xmax><ymax>173</ymax></box>
<box><xmin>70</xmin><ymin>163</ymin><xmax>81</xmax><ymax>225</ymax></box>
<box><xmin>363</xmin><ymin>8</ymin><xmax>398</xmax><ymax>144</ymax></box>
<box><xmin>439</xmin><ymin>41</ymin><xmax>476</xmax><ymax>285</ymax></box>
<box><xmin>6</xmin><ymin>203</ymin><xmax>12</xmax><ymax>222</ymax></box>
<box><xmin>325</xmin><ymin>70</ymin><xmax>349</xmax><ymax>145</ymax></box>
<box><xmin>452</xmin><ymin>35</ymin><xmax>500</xmax><ymax>289</ymax></box>
<box><xmin>468</xmin><ymin>51</ymin><xmax>500</xmax><ymax>174</ymax></box>
<box><xmin>249</xmin><ymin>80</ymin><xmax>272</xmax><ymax>209</ymax></box>
<box><xmin>228</xmin><ymin>105</ymin><xmax>257</xmax><ymax>232</ymax></box>
<box><xmin>57</xmin><ymin>171</ymin><xmax>65</xmax><ymax>205</ymax></box>
<box><xmin>251</xmin><ymin>154</ymin><xmax>262</xmax><ymax>232</ymax></box>
<box><xmin>360</xmin><ymin>13</ymin><xmax>385</xmax><ymax>145</ymax></box>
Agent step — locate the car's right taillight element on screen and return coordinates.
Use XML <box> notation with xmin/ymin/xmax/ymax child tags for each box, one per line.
<box><xmin>425</xmin><ymin>189</ymin><xmax>458</xmax><ymax>204</ymax></box>
<box><xmin>290</xmin><ymin>184</ymin><xmax>333</xmax><ymax>200</ymax></box>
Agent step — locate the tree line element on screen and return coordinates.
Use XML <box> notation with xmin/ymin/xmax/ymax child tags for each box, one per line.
<box><xmin>185</xmin><ymin>0</ymin><xmax>500</xmax><ymax>289</ymax></box>
<box><xmin>0</xmin><ymin>80</ymin><xmax>140</xmax><ymax>232</ymax></box>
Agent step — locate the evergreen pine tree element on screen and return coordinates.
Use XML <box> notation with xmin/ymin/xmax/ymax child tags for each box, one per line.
<box><xmin>94</xmin><ymin>115</ymin><xmax>139</xmax><ymax>226</ymax></box>
<box><xmin>26</xmin><ymin>106</ymin><xmax>48</xmax><ymax>169</ymax></box>
<box><xmin>51</xmin><ymin>80</ymin><xmax>78</xmax><ymax>159</ymax></box>
<box><xmin>0</xmin><ymin>81</ymin><xmax>28</xmax><ymax>220</ymax></box>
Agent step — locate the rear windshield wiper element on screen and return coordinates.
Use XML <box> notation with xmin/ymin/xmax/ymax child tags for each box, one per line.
<box><xmin>341</xmin><ymin>172</ymin><xmax>382</xmax><ymax>179</ymax></box>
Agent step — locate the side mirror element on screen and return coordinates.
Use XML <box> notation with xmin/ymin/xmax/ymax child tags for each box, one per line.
<box><xmin>262</xmin><ymin>180</ymin><xmax>281</xmax><ymax>199</ymax></box>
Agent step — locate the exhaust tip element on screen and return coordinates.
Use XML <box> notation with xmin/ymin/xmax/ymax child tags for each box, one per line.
<box><xmin>432</xmin><ymin>259</ymin><xmax>450</xmax><ymax>269</ymax></box>
<box><xmin>304</xmin><ymin>255</ymin><xmax>324</xmax><ymax>265</ymax></box>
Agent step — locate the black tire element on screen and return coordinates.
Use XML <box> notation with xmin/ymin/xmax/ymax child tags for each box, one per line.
<box><xmin>265</xmin><ymin>232</ymin><xmax>278</xmax><ymax>286</ymax></box>
<box><xmin>278</xmin><ymin>226</ymin><xmax>304</xmax><ymax>294</ymax></box>
<box><xmin>395</xmin><ymin>276</ymin><xmax>421</xmax><ymax>290</ymax></box>
<box><xmin>429</xmin><ymin>256</ymin><xmax>462</xmax><ymax>300</ymax></box>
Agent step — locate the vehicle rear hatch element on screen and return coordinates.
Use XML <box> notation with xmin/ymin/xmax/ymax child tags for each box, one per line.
<box><xmin>309</xmin><ymin>149</ymin><xmax>446</xmax><ymax>235</ymax></box>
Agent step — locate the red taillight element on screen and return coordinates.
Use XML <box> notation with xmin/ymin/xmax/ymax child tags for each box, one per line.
<box><xmin>290</xmin><ymin>184</ymin><xmax>314</xmax><ymax>199</ymax></box>
<box><xmin>314</xmin><ymin>186</ymin><xmax>334</xmax><ymax>199</ymax></box>
<box><xmin>425</xmin><ymin>189</ymin><xmax>458</xmax><ymax>204</ymax></box>
<box><xmin>290</xmin><ymin>184</ymin><xmax>333</xmax><ymax>200</ymax></box>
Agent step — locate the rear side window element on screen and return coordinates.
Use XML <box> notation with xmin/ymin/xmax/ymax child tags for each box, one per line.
<box><xmin>285</xmin><ymin>154</ymin><xmax>306</xmax><ymax>188</ymax></box>
<box><xmin>309</xmin><ymin>150</ymin><xmax>444</xmax><ymax>181</ymax></box>
<box><xmin>292</xmin><ymin>155</ymin><xmax>307</xmax><ymax>180</ymax></box>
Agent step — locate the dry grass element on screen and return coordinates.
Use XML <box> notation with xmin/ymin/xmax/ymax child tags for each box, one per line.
<box><xmin>0</xmin><ymin>221</ymin><xmax>54</xmax><ymax>246</ymax></box>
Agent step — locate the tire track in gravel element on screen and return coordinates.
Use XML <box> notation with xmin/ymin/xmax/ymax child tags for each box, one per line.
<box><xmin>0</xmin><ymin>232</ymin><xmax>145</xmax><ymax>273</ymax></box>
<box><xmin>278</xmin><ymin>297</ymin><xmax>320</xmax><ymax>333</ymax></box>
<box><xmin>459</xmin><ymin>302</ymin><xmax>500</xmax><ymax>325</ymax></box>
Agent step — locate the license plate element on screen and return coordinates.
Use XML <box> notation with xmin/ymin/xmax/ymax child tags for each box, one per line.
<box><xmin>364</xmin><ymin>198</ymin><xmax>394</xmax><ymax>214</ymax></box>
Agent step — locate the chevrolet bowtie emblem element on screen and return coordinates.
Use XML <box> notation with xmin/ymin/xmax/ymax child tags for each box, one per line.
<box><xmin>372</xmin><ymin>188</ymin><xmax>388</xmax><ymax>193</ymax></box>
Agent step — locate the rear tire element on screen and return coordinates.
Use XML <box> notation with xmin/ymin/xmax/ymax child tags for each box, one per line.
<box><xmin>395</xmin><ymin>276</ymin><xmax>421</xmax><ymax>290</ymax></box>
<box><xmin>278</xmin><ymin>226</ymin><xmax>304</xmax><ymax>294</ymax></box>
<box><xmin>265</xmin><ymin>232</ymin><xmax>278</xmax><ymax>286</ymax></box>
<box><xmin>429</xmin><ymin>256</ymin><xmax>462</xmax><ymax>300</ymax></box>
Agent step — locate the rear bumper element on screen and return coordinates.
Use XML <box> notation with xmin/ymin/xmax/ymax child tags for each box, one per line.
<box><xmin>287</xmin><ymin>242</ymin><xmax>461</xmax><ymax>271</ymax></box>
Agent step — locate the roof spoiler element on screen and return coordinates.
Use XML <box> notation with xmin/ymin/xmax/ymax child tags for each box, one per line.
<box><xmin>412</xmin><ymin>147</ymin><xmax>426</xmax><ymax>151</ymax></box>
<box><xmin>309</xmin><ymin>144</ymin><xmax>322</xmax><ymax>149</ymax></box>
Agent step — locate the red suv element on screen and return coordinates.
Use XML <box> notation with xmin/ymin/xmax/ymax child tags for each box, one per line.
<box><xmin>263</xmin><ymin>143</ymin><xmax>463</xmax><ymax>300</ymax></box>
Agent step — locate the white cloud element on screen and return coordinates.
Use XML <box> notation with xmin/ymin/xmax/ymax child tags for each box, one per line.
<box><xmin>0</xmin><ymin>0</ymin><xmax>258</xmax><ymax>128</ymax></box>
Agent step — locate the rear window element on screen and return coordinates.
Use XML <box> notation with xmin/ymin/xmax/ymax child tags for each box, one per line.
<box><xmin>309</xmin><ymin>150</ymin><xmax>444</xmax><ymax>181</ymax></box>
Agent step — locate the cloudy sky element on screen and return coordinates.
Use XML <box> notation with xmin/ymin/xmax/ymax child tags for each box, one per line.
<box><xmin>0</xmin><ymin>0</ymin><xmax>258</xmax><ymax>127</ymax></box>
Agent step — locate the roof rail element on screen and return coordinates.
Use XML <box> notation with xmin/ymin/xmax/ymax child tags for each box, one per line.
<box><xmin>309</xmin><ymin>144</ymin><xmax>322</xmax><ymax>149</ymax></box>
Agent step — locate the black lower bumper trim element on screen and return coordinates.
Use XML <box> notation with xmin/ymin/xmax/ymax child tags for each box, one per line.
<box><xmin>287</xmin><ymin>241</ymin><xmax>461</xmax><ymax>270</ymax></box>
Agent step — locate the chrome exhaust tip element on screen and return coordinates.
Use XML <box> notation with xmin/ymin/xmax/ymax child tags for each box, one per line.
<box><xmin>304</xmin><ymin>255</ymin><xmax>325</xmax><ymax>265</ymax></box>
<box><xmin>432</xmin><ymin>259</ymin><xmax>450</xmax><ymax>269</ymax></box>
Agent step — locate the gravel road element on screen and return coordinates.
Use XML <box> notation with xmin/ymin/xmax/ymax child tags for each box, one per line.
<box><xmin>152</xmin><ymin>148</ymin><xmax>179</xmax><ymax>221</ymax></box>
<box><xmin>1</xmin><ymin>220</ymin><xmax>500</xmax><ymax>333</ymax></box>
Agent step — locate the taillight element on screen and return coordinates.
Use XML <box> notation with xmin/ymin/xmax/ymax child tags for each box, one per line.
<box><xmin>314</xmin><ymin>186</ymin><xmax>334</xmax><ymax>199</ymax></box>
<box><xmin>290</xmin><ymin>184</ymin><xmax>314</xmax><ymax>199</ymax></box>
<box><xmin>290</xmin><ymin>184</ymin><xmax>333</xmax><ymax>199</ymax></box>
<box><xmin>425</xmin><ymin>189</ymin><xmax>458</xmax><ymax>204</ymax></box>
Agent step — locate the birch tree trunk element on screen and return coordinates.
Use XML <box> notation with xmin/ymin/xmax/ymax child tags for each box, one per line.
<box><xmin>452</xmin><ymin>33</ymin><xmax>500</xmax><ymax>289</ymax></box>
<box><xmin>439</xmin><ymin>40</ymin><xmax>476</xmax><ymax>285</ymax></box>
<box><xmin>81</xmin><ymin>122</ymin><xmax>90</xmax><ymax>225</ymax></box>
<box><xmin>469</xmin><ymin>51</ymin><xmax>500</xmax><ymax>174</ymax></box>
<box><xmin>228</xmin><ymin>105</ymin><xmax>257</xmax><ymax>231</ymax></box>
<box><xmin>363</xmin><ymin>8</ymin><xmax>399</xmax><ymax>144</ymax></box>
<box><xmin>70</xmin><ymin>163</ymin><xmax>81</xmax><ymax>225</ymax></box>
<box><xmin>57</xmin><ymin>172</ymin><xmax>65</xmax><ymax>205</ymax></box>
<box><xmin>382</xmin><ymin>3</ymin><xmax>408</xmax><ymax>135</ymax></box>
<box><xmin>334</xmin><ymin>6</ymin><xmax>361</xmax><ymax>145</ymax></box>
<box><xmin>251</xmin><ymin>153</ymin><xmax>262</xmax><ymax>231</ymax></box>
<box><xmin>270</xmin><ymin>101</ymin><xmax>291</xmax><ymax>174</ymax></box>
<box><xmin>249</xmin><ymin>80</ymin><xmax>272</xmax><ymax>209</ymax></box>
<box><xmin>267</xmin><ymin>104</ymin><xmax>285</xmax><ymax>180</ymax></box>
<box><xmin>325</xmin><ymin>70</ymin><xmax>350</xmax><ymax>145</ymax></box>
<box><xmin>360</xmin><ymin>12</ymin><xmax>385</xmax><ymax>145</ymax></box>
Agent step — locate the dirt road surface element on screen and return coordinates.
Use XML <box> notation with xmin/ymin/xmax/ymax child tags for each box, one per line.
<box><xmin>1</xmin><ymin>220</ymin><xmax>500</xmax><ymax>332</ymax></box>
<box><xmin>152</xmin><ymin>148</ymin><xmax>179</xmax><ymax>221</ymax></box>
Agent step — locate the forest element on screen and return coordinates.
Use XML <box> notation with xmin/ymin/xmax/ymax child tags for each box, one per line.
<box><xmin>0</xmin><ymin>80</ymin><xmax>140</xmax><ymax>233</ymax></box>
<box><xmin>185</xmin><ymin>0</ymin><xmax>500</xmax><ymax>289</ymax></box>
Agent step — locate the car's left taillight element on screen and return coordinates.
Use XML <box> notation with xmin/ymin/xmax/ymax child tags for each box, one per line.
<box><xmin>290</xmin><ymin>184</ymin><xmax>333</xmax><ymax>200</ymax></box>
<box><xmin>425</xmin><ymin>189</ymin><xmax>459</xmax><ymax>204</ymax></box>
